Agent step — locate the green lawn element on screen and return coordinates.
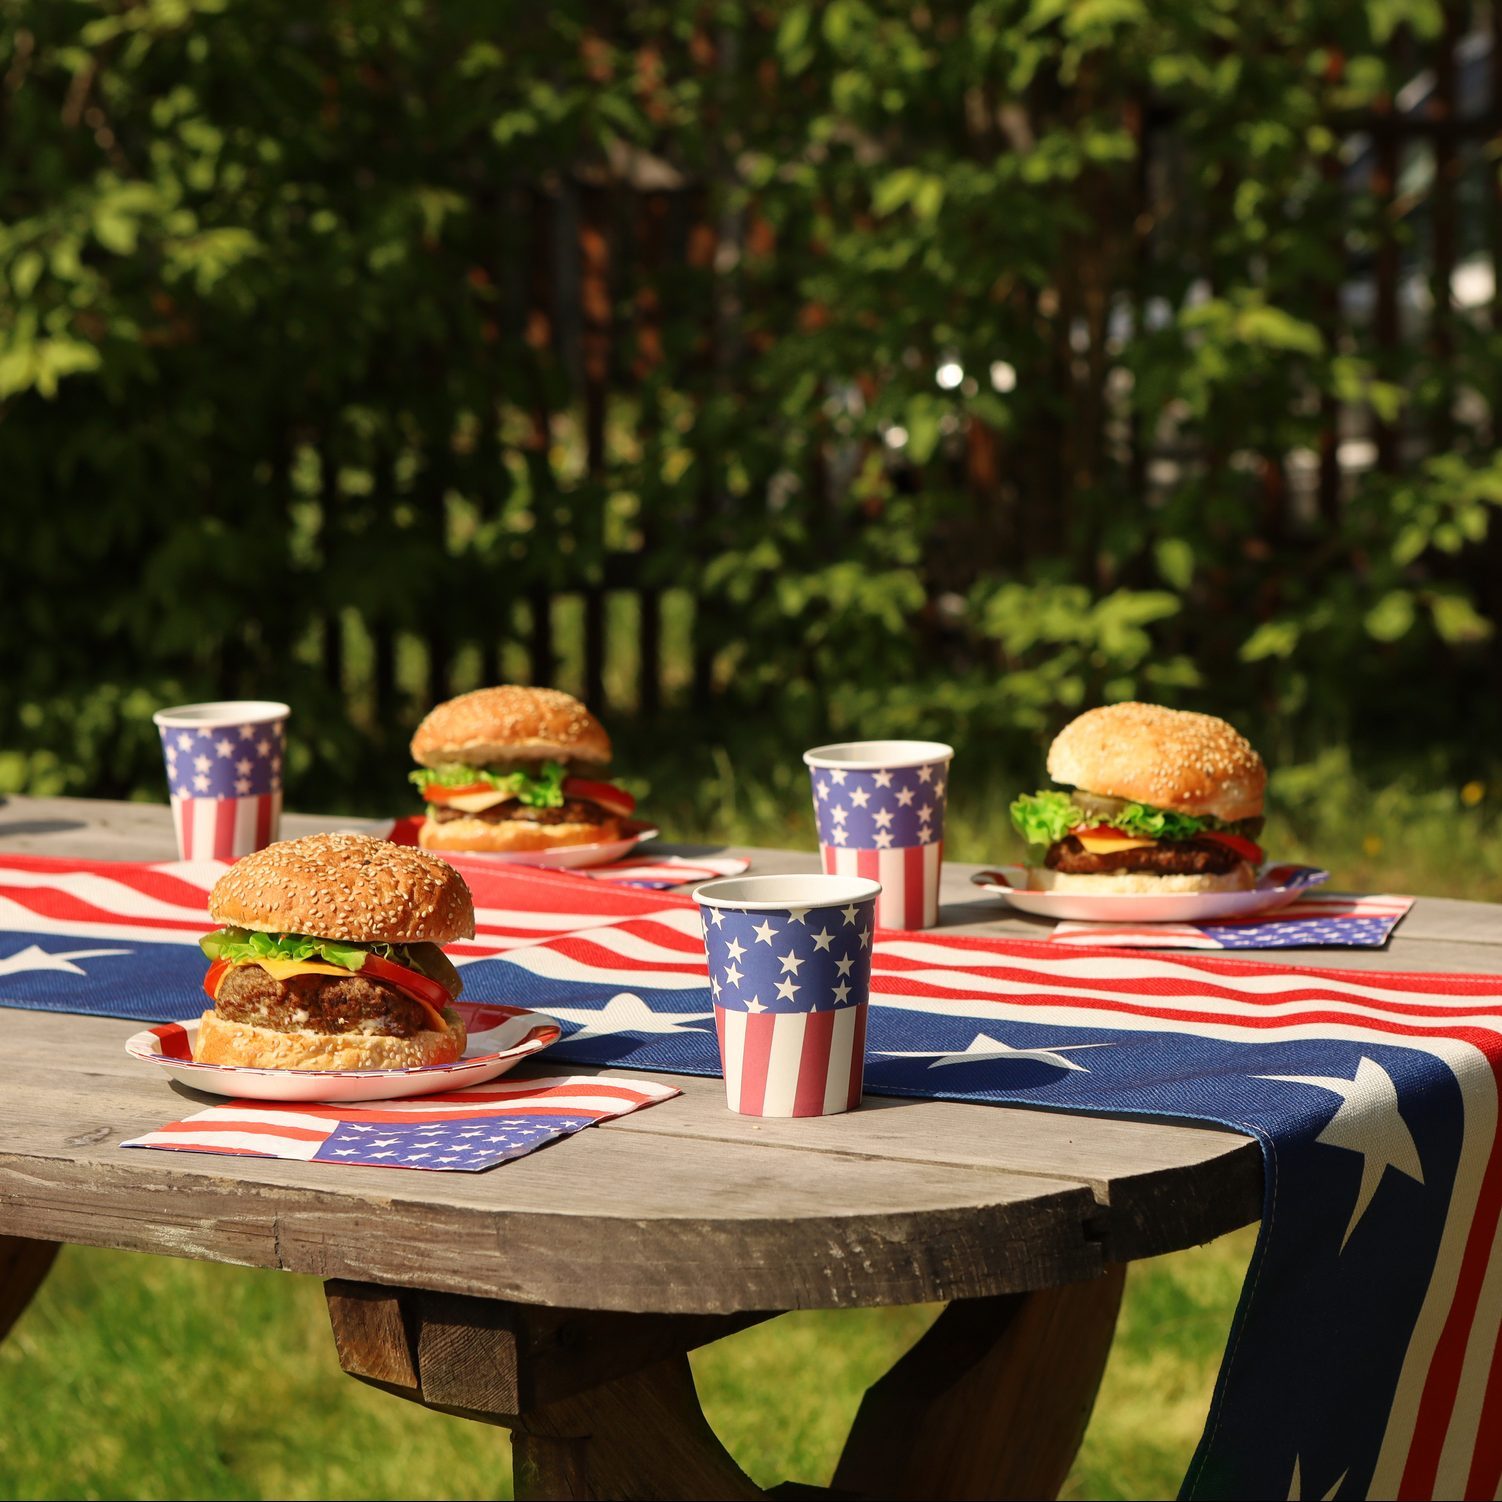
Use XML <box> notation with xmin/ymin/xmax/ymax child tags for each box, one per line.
<box><xmin>1</xmin><ymin>1228</ymin><xmax>1256</xmax><ymax>1499</ymax></box>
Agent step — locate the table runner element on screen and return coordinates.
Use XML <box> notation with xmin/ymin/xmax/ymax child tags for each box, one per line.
<box><xmin>2</xmin><ymin>853</ymin><xmax>1501</xmax><ymax>1500</ymax></box>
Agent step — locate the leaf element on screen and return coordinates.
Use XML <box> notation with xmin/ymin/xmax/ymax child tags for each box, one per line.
<box><xmin>1155</xmin><ymin>537</ymin><xmax>1194</xmax><ymax>590</ymax></box>
<box><xmin>1240</xmin><ymin>621</ymin><xmax>1300</xmax><ymax>661</ymax></box>
<box><xmin>10</xmin><ymin>251</ymin><xmax>43</xmax><ymax>298</ymax></box>
<box><xmin>1364</xmin><ymin>590</ymin><xmax>1416</xmax><ymax>642</ymax></box>
<box><xmin>1429</xmin><ymin>592</ymin><xmax>1492</xmax><ymax>645</ymax></box>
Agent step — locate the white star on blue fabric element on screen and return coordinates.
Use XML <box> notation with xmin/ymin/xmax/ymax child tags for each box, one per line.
<box><xmin>1256</xmin><ymin>1057</ymin><xmax>1424</xmax><ymax>1249</ymax></box>
<box><xmin>876</xmin><ymin>1033</ymin><xmax>1113</xmax><ymax>1072</ymax></box>
<box><xmin>541</xmin><ymin>990</ymin><xmax>714</xmax><ymax>1041</ymax></box>
<box><xmin>0</xmin><ymin>944</ymin><xmax>130</xmax><ymax>976</ymax></box>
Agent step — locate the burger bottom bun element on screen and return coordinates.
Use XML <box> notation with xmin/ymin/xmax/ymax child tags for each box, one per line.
<box><xmin>418</xmin><ymin>814</ymin><xmax>621</xmax><ymax>853</ymax></box>
<box><xmin>193</xmin><ymin>1009</ymin><xmax>467</xmax><ymax>1071</ymax></box>
<box><xmin>1025</xmin><ymin>865</ymin><xmax>1256</xmax><ymax>895</ymax></box>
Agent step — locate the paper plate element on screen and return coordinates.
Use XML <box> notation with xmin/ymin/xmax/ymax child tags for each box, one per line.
<box><xmin>385</xmin><ymin>815</ymin><xmax>659</xmax><ymax>870</ymax></box>
<box><xmin>969</xmin><ymin>863</ymin><xmax>1330</xmax><ymax>924</ymax></box>
<box><xmin>125</xmin><ymin>1000</ymin><xmax>561</xmax><ymax>1102</ymax></box>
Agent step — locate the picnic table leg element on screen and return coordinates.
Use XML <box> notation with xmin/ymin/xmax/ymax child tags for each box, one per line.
<box><xmin>0</xmin><ymin>1234</ymin><xmax>59</xmax><ymax>1342</ymax></box>
<box><xmin>325</xmin><ymin>1282</ymin><xmax>766</xmax><ymax>1500</ymax></box>
<box><xmin>325</xmin><ymin>1268</ymin><xmax>1124</xmax><ymax>1501</ymax></box>
<box><xmin>832</xmin><ymin>1263</ymin><xmax>1128</xmax><ymax>1501</ymax></box>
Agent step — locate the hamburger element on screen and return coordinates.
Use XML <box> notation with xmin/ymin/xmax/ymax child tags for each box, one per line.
<box><xmin>1011</xmin><ymin>703</ymin><xmax>1268</xmax><ymax>894</ymax></box>
<box><xmin>408</xmin><ymin>685</ymin><xmax>637</xmax><ymax>854</ymax></box>
<box><xmin>196</xmin><ymin>833</ymin><xmax>475</xmax><ymax>1069</ymax></box>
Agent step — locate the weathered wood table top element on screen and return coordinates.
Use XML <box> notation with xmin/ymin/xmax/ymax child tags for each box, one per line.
<box><xmin>4</xmin><ymin>793</ymin><xmax>1498</xmax><ymax>1499</ymax></box>
<box><xmin>0</xmin><ymin>791</ymin><xmax>1276</xmax><ymax>1313</ymax></box>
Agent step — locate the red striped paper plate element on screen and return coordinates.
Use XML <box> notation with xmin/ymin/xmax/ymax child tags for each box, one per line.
<box><xmin>125</xmin><ymin>1000</ymin><xmax>561</xmax><ymax>1103</ymax></box>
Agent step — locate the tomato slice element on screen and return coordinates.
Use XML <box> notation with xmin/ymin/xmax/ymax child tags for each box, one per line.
<box><xmin>359</xmin><ymin>952</ymin><xmax>455</xmax><ymax>1028</ymax></box>
<box><xmin>422</xmin><ymin>782</ymin><xmax>498</xmax><ymax>805</ymax></box>
<box><xmin>562</xmin><ymin>776</ymin><xmax>637</xmax><ymax>817</ymax></box>
<box><xmin>203</xmin><ymin>959</ymin><xmax>231</xmax><ymax>1003</ymax></box>
<box><xmin>1072</xmin><ymin>825</ymin><xmax>1130</xmax><ymax>841</ymax></box>
<box><xmin>1199</xmin><ymin>830</ymin><xmax>1266</xmax><ymax>866</ymax></box>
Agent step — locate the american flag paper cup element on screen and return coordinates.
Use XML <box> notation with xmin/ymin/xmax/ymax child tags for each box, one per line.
<box><xmin>696</xmin><ymin>874</ymin><xmax>880</xmax><ymax>1118</ymax></box>
<box><xmin>153</xmin><ymin>700</ymin><xmax>289</xmax><ymax>861</ymax></box>
<box><xmin>804</xmin><ymin>740</ymin><xmax>953</xmax><ymax>930</ymax></box>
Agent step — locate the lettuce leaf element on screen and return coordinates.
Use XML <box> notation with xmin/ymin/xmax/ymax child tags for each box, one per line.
<box><xmin>1010</xmin><ymin>790</ymin><xmax>1213</xmax><ymax>846</ymax></box>
<box><xmin>200</xmin><ymin>927</ymin><xmax>372</xmax><ymax>971</ymax></box>
<box><xmin>199</xmin><ymin>930</ymin><xmax>461</xmax><ymax>998</ymax></box>
<box><xmin>408</xmin><ymin>759</ymin><xmax>567</xmax><ymax>808</ymax></box>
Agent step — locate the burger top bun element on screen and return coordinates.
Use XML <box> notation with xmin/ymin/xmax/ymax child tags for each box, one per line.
<box><xmin>1046</xmin><ymin>702</ymin><xmax>1266</xmax><ymax>823</ymax></box>
<box><xmin>410</xmin><ymin>685</ymin><xmax>611</xmax><ymax>769</ymax></box>
<box><xmin>208</xmin><ymin>833</ymin><xmax>476</xmax><ymax>944</ymax></box>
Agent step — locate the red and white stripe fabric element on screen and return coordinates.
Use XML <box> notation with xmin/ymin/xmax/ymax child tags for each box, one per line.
<box><xmin>171</xmin><ymin>791</ymin><xmax>281</xmax><ymax>861</ymax></box>
<box><xmin>822</xmin><ymin>840</ymin><xmax>942</xmax><ymax>930</ymax></box>
<box><xmin>714</xmin><ymin>1003</ymin><xmax>867</xmax><ymax>1117</ymax></box>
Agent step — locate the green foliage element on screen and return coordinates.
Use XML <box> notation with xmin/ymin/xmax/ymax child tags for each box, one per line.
<box><xmin>2</xmin><ymin>1</ymin><xmax>1500</xmax><ymax>807</ymax></box>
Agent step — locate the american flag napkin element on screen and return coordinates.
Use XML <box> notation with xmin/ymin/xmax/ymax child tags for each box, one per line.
<box><xmin>121</xmin><ymin>1074</ymin><xmax>678</xmax><ymax>1171</ymax></box>
<box><xmin>1050</xmin><ymin>891</ymin><xmax>1414</xmax><ymax>949</ymax></box>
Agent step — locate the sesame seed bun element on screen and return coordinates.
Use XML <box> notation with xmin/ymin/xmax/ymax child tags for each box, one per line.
<box><xmin>411</xmin><ymin>686</ymin><xmax>611</xmax><ymax>769</ymax></box>
<box><xmin>1046</xmin><ymin>703</ymin><xmax>1265</xmax><ymax>822</ymax></box>
<box><xmin>193</xmin><ymin>1008</ymin><xmax>467</xmax><ymax>1070</ymax></box>
<box><xmin>208</xmin><ymin>833</ymin><xmax>476</xmax><ymax>943</ymax></box>
<box><xmin>418</xmin><ymin>814</ymin><xmax>622</xmax><ymax>854</ymax></box>
<box><xmin>1025</xmin><ymin>865</ymin><xmax>1257</xmax><ymax>895</ymax></box>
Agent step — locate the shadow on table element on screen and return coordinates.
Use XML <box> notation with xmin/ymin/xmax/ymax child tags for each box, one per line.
<box><xmin>0</xmin><ymin>817</ymin><xmax>89</xmax><ymax>840</ymax></box>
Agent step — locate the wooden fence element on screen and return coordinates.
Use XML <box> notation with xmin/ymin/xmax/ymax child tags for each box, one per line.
<box><xmin>319</xmin><ymin>13</ymin><xmax>1502</xmax><ymax>727</ymax></box>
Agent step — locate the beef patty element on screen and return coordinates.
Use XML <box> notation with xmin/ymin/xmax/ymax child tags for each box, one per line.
<box><xmin>214</xmin><ymin>963</ymin><xmax>434</xmax><ymax>1037</ymax></box>
<box><xmin>1045</xmin><ymin>836</ymin><xmax>1246</xmax><ymax>876</ymax></box>
<box><xmin>429</xmin><ymin>797</ymin><xmax>609</xmax><ymax>827</ymax></box>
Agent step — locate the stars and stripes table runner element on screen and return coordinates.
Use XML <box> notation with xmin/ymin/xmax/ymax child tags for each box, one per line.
<box><xmin>1051</xmin><ymin>892</ymin><xmax>1415</xmax><ymax>949</ymax></box>
<box><xmin>3</xmin><ymin>851</ymin><xmax>1502</xmax><ymax>1498</ymax></box>
<box><xmin>122</xmin><ymin>1074</ymin><xmax>678</xmax><ymax>1171</ymax></box>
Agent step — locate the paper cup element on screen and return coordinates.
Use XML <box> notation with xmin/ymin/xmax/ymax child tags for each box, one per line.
<box><xmin>153</xmin><ymin>701</ymin><xmax>289</xmax><ymax>861</ymax></box>
<box><xmin>803</xmin><ymin>740</ymin><xmax>953</xmax><ymax>930</ymax></box>
<box><xmin>695</xmin><ymin>874</ymin><xmax>880</xmax><ymax>1117</ymax></box>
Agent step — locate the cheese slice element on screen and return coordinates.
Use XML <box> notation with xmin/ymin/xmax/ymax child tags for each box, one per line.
<box><xmin>432</xmin><ymin>788</ymin><xmax>517</xmax><ymax>814</ymax></box>
<box><xmin>249</xmin><ymin>958</ymin><xmax>354</xmax><ymax>982</ymax></box>
<box><xmin>208</xmin><ymin>957</ymin><xmax>351</xmax><ymax>999</ymax></box>
<box><xmin>1076</xmin><ymin>831</ymin><xmax>1159</xmax><ymax>854</ymax></box>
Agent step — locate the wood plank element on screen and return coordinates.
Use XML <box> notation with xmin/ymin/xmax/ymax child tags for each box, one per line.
<box><xmin>324</xmin><ymin>1280</ymin><xmax>421</xmax><ymax>1398</ymax></box>
<box><xmin>833</xmin><ymin>1267</ymin><xmax>1126</xmax><ymax>1500</ymax></box>
<box><xmin>510</xmin><ymin>1354</ymin><xmax>763</xmax><ymax>1500</ymax></box>
<box><xmin>0</xmin><ymin>1234</ymin><xmax>59</xmax><ymax>1343</ymax></box>
<box><xmin>0</xmin><ymin>1059</ymin><xmax>1106</xmax><ymax>1311</ymax></box>
<box><xmin>327</xmin><ymin>1280</ymin><xmax>769</xmax><ymax>1417</ymax></box>
<box><xmin>2</xmin><ymin>1007</ymin><xmax>1262</xmax><ymax>1268</ymax></box>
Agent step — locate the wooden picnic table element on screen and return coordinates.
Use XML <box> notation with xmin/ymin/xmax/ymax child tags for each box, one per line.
<box><xmin>3</xmin><ymin>793</ymin><xmax>1499</xmax><ymax>1499</ymax></box>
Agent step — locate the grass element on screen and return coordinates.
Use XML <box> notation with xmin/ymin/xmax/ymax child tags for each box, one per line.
<box><xmin>2</xmin><ymin>1232</ymin><xmax>1256</xmax><ymax>1500</ymax></box>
